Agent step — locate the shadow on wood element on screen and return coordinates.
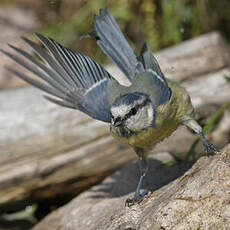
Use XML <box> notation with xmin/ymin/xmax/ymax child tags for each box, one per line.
<box><xmin>32</xmin><ymin>145</ymin><xmax>230</xmax><ymax>230</ymax></box>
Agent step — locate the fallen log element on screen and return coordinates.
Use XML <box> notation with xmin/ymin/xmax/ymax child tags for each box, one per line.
<box><xmin>155</xmin><ymin>31</ymin><xmax>230</xmax><ymax>81</ymax></box>
<box><xmin>0</xmin><ymin>32</ymin><xmax>229</xmax><ymax>210</ymax></box>
<box><xmin>32</xmin><ymin>145</ymin><xmax>230</xmax><ymax>230</ymax></box>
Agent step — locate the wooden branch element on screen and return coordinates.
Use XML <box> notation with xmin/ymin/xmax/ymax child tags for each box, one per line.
<box><xmin>155</xmin><ymin>31</ymin><xmax>230</xmax><ymax>81</ymax></box>
<box><xmin>32</xmin><ymin>145</ymin><xmax>230</xmax><ymax>230</ymax></box>
<box><xmin>0</xmin><ymin>32</ymin><xmax>230</xmax><ymax>209</ymax></box>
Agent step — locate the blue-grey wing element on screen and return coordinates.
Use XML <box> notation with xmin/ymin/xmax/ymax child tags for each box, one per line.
<box><xmin>83</xmin><ymin>78</ymin><xmax>111</xmax><ymax>122</ymax></box>
<box><xmin>1</xmin><ymin>34</ymin><xmax>117</xmax><ymax>122</ymax></box>
<box><xmin>90</xmin><ymin>9</ymin><xmax>170</xmax><ymax>106</ymax></box>
<box><xmin>137</xmin><ymin>43</ymin><xmax>171</xmax><ymax>106</ymax></box>
<box><xmin>90</xmin><ymin>9</ymin><xmax>144</xmax><ymax>83</ymax></box>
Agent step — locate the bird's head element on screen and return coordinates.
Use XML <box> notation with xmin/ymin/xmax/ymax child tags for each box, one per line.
<box><xmin>110</xmin><ymin>92</ymin><xmax>155</xmax><ymax>138</ymax></box>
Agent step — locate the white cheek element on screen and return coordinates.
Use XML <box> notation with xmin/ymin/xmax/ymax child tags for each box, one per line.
<box><xmin>126</xmin><ymin>109</ymin><xmax>145</xmax><ymax>131</ymax></box>
<box><xmin>147</xmin><ymin>106</ymin><xmax>154</xmax><ymax>122</ymax></box>
<box><xmin>134</xmin><ymin>119</ymin><xmax>144</xmax><ymax>130</ymax></box>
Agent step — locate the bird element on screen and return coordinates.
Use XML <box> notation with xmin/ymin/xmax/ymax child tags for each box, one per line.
<box><xmin>1</xmin><ymin>8</ymin><xmax>218</xmax><ymax>206</ymax></box>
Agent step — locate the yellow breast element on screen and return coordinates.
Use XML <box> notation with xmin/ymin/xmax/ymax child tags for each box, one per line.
<box><xmin>110</xmin><ymin>79</ymin><xmax>195</xmax><ymax>149</ymax></box>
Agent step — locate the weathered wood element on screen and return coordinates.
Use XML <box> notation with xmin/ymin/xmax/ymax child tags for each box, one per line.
<box><xmin>155</xmin><ymin>31</ymin><xmax>230</xmax><ymax>81</ymax></box>
<box><xmin>0</xmin><ymin>32</ymin><xmax>229</xmax><ymax>209</ymax></box>
<box><xmin>0</xmin><ymin>6</ymin><xmax>39</xmax><ymax>89</ymax></box>
<box><xmin>32</xmin><ymin>145</ymin><xmax>230</xmax><ymax>230</ymax></box>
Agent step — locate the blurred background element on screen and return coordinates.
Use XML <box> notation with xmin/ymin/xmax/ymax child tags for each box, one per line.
<box><xmin>1</xmin><ymin>0</ymin><xmax>230</xmax><ymax>69</ymax></box>
<box><xmin>0</xmin><ymin>0</ymin><xmax>230</xmax><ymax>229</ymax></box>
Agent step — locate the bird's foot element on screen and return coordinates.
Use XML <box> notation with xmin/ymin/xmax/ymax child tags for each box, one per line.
<box><xmin>125</xmin><ymin>189</ymin><xmax>149</xmax><ymax>207</ymax></box>
<box><xmin>204</xmin><ymin>140</ymin><xmax>219</xmax><ymax>157</ymax></box>
<box><xmin>199</xmin><ymin>132</ymin><xmax>219</xmax><ymax>157</ymax></box>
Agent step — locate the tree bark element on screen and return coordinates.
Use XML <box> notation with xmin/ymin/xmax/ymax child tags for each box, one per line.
<box><xmin>32</xmin><ymin>145</ymin><xmax>230</xmax><ymax>230</ymax></box>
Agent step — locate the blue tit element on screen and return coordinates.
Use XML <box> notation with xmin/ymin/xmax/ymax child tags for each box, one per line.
<box><xmin>1</xmin><ymin>9</ymin><xmax>218</xmax><ymax>206</ymax></box>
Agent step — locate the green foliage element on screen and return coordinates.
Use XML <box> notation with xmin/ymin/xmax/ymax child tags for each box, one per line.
<box><xmin>3</xmin><ymin>0</ymin><xmax>230</xmax><ymax>62</ymax></box>
<box><xmin>138</xmin><ymin>0</ymin><xmax>159</xmax><ymax>50</ymax></box>
<box><xmin>160</xmin><ymin>0</ymin><xmax>185</xmax><ymax>46</ymax></box>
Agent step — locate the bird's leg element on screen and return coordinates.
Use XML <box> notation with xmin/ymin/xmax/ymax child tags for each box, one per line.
<box><xmin>183</xmin><ymin>118</ymin><xmax>219</xmax><ymax>156</ymax></box>
<box><xmin>125</xmin><ymin>148</ymin><xmax>149</xmax><ymax>206</ymax></box>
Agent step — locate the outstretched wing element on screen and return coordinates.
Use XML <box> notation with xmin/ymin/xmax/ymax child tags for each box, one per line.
<box><xmin>1</xmin><ymin>34</ymin><xmax>118</xmax><ymax>122</ymax></box>
<box><xmin>137</xmin><ymin>43</ymin><xmax>171</xmax><ymax>106</ymax></box>
<box><xmin>90</xmin><ymin>9</ymin><xmax>171</xmax><ymax>106</ymax></box>
<box><xmin>90</xmin><ymin>8</ymin><xmax>144</xmax><ymax>82</ymax></box>
<box><xmin>137</xmin><ymin>43</ymin><xmax>168</xmax><ymax>85</ymax></box>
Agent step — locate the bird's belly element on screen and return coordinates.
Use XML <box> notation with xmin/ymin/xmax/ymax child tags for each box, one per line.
<box><xmin>110</xmin><ymin>118</ymin><xmax>180</xmax><ymax>149</ymax></box>
<box><xmin>129</xmin><ymin>121</ymin><xmax>179</xmax><ymax>148</ymax></box>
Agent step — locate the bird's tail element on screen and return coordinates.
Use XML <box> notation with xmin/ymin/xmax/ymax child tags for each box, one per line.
<box><xmin>90</xmin><ymin>9</ymin><xmax>143</xmax><ymax>82</ymax></box>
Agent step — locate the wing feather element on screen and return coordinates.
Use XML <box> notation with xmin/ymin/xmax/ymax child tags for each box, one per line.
<box><xmin>90</xmin><ymin>8</ymin><xmax>144</xmax><ymax>82</ymax></box>
<box><xmin>2</xmin><ymin>9</ymin><xmax>172</xmax><ymax>122</ymax></box>
<box><xmin>2</xmin><ymin>34</ymin><xmax>118</xmax><ymax>122</ymax></box>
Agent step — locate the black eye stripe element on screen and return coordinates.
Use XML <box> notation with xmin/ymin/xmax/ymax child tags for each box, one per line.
<box><xmin>111</xmin><ymin>96</ymin><xmax>152</xmax><ymax>123</ymax></box>
<box><xmin>116</xmin><ymin>117</ymin><xmax>121</xmax><ymax>122</ymax></box>
<box><xmin>131</xmin><ymin>107</ymin><xmax>137</xmax><ymax>115</ymax></box>
<box><xmin>127</xmin><ymin>106</ymin><xmax>138</xmax><ymax>118</ymax></box>
<box><xmin>123</xmin><ymin>98</ymin><xmax>151</xmax><ymax>120</ymax></box>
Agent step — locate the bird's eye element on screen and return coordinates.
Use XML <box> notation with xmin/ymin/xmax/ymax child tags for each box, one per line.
<box><xmin>124</xmin><ymin>114</ymin><xmax>129</xmax><ymax>120</ymax></box>
<box><xmin>131</xmin><ymin>107</ymin><xmax>137</xmax><ymax>115</ymax></box>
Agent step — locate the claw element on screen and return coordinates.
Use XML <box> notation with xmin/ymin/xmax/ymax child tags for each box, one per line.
<box><xmin>204</xmin><ymin>140</ymin><xmax>219</xmax><ymax>157</ymax></box>
<box><xmin>125</xmin><ymin>189</ymin><xmax>149</xmax><ymax>207</ymax></box>
<box><xmin>200</xmin><ymin>132</ymin><xmax>219</xmax><ymax>157</ymax></box>
<box><xmin>125</xmin><ymin>196</ymin><xmax>142</xmax><ymax>207</ymax></box>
